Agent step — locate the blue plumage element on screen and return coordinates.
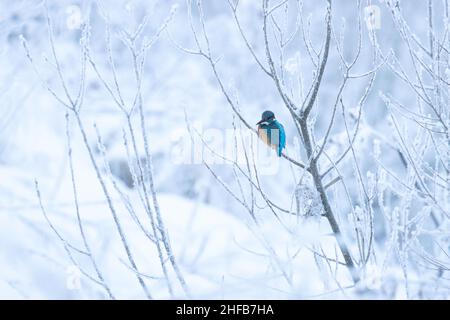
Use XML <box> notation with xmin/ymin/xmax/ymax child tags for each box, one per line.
<box><xmin>256</xmin><ymin>110</ymin><xmax>286</xmax><ymax>157</ymax></box>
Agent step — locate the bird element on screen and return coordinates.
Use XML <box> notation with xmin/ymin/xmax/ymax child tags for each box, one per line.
<box><xmin>256</xmin><ymin>110</ymin><xmax>286</xmax><ymax>157</ymax></box>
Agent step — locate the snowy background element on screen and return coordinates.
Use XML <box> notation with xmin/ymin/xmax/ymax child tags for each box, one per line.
<box><xmin>1</xmin><ymin>0</ymin><xmax>450</xmax><ymax>299</ymax></box>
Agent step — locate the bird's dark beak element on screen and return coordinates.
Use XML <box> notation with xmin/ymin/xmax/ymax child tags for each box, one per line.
<box><xmin>256</xmin><ymin>119</ymin><xmax>263</xmax><ymax>125</ymax></box>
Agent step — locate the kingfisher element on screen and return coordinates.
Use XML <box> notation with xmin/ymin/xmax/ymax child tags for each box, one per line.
<box><xmin>256</xmin><ymin>110</ymin><xmax>286</xmax><ymax>157</ymax></box>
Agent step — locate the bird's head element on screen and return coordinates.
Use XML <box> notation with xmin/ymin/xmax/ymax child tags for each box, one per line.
<box><xmin>256</xmin><ymin>110</ymin><xmax>275</xmax><ymax>125</ymax></box>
